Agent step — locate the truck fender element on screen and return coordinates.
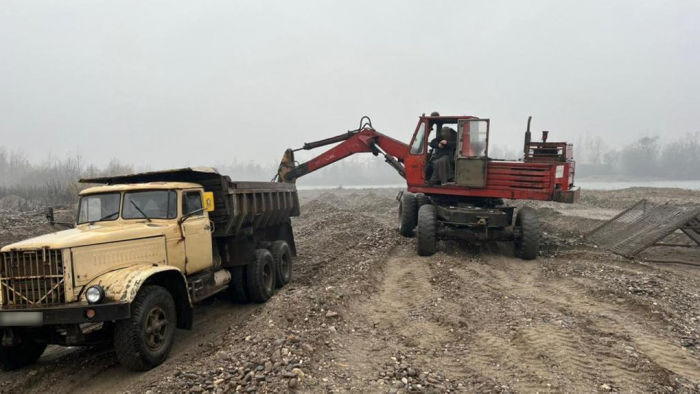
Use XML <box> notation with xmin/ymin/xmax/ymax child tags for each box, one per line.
<box><xmin>80</xmin><ymin>264</ymin><xmax>193</xmax><ymax>330</ymax></box>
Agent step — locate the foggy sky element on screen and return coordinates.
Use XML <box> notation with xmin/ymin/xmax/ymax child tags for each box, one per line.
<box><xmin>1</xmin><ymin>0</ymin><xmax>698</xmax><ymax>170</ymax></box>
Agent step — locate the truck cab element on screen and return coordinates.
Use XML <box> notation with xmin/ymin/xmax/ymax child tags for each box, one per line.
<box><xmin>0</xmin><ymin>168</ymin><xmax>299</xmax><ymax>371</ymax></box>
<box><xmin>75</xmin><ymin>182</ymin><xmax>214</xmax><ymax>275</ymax></box>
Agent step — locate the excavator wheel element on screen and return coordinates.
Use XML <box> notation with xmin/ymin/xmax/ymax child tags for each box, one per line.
<box><xmin>416</xmin><ymin>193</ymin><xmax>430</xmax><ymax>208</ymax></box>
<box><xmin>417</xmin><ymin>204</ymin><xmax>437</xmax><ymax>256</ymax></box>
<box><xmin>398</xmin><ymin>192</ymin><xmax>418</xmax><ymax>237</ymax></box>
<box><xmin>514</xmin><ymin>207</ymin><xmax>541</xmax><ymax>260</ymax></box>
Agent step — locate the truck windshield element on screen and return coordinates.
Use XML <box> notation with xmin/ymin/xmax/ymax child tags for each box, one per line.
<box><xmin>122</xmin><ymin>190</ymin><xmax>177</xmax><ymax>220</ymax></box>
<box><xmin>78</xmin><ymin>193</ymin><xmax>121</xmax><ymax>224</ymax></box>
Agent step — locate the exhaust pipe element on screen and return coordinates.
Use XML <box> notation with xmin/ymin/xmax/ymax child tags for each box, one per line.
<box><xmin>524</xmin><ymin>116</ymin><xmax>532</xmax><ymax>156</ymax></box>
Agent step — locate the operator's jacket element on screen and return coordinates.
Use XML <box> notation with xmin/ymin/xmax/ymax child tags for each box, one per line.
<box><xmin>428</xmin><ymin>135</ymin><xmax>456</xmax><ymax>159</ymax></box>
<box><xmin>428</xmin><ymin>132</ymin><xmax>457</xmax><ymax>183</ymax></box>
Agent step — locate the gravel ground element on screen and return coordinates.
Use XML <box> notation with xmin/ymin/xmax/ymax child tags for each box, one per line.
<box><xmin>0</xmin><ymin>187</ymin><xmax>699</xmax><ymax>393</ymax></box>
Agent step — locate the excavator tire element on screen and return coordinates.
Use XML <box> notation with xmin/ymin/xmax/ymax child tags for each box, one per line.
<box><xmin>514</xmin><ymin>207</ymin><xmax>540</xmax><ymax>260</ymax></box>
<box><xmin>416</xmin><ymin>193</ymin><xmax>430</xmax><ymax>208</ymax></box>
<box><xmin>398</xmin><ymin>192</ymin><xmax>418</xmax><ymax>237</ymax></box>
<box><xmin>417</xmin><ymin>204</ymin><xmax>437</xmax><ymax>256</ymax></box>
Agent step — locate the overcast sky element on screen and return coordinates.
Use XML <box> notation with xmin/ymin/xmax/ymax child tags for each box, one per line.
<box><xmin>1</xmin><ymin>0</ymin><xmax>698</xmax><ymax>170</ymax></box>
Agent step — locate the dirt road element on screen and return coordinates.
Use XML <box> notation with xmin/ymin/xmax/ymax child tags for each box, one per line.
<box><xmin>0</xmin><ymin>188</ymin><xmax>699</xmax><ymax>393</ymax></box>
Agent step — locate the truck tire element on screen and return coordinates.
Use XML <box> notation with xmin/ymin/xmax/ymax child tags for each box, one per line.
<box><xmin>514</xmin><ymin>207</ymin><xmax>540</xmax><ymax>260</ymax></box>
<box><xmin>228</xmin><ymin>266</ymin><xmax>249</xmax><ymax>303</ymax></box>
<box><xmin>270</xmin><ymin>241</ymin><xmax>292</xmax><ymax>288</ymax></box>
<box><xmin>398</xmin><ymin>192</ymin><xmax>418</xmax><ymax>237</ymax></box>
<box><xmin>416</xmin><ymin>193</ymin><xmax>430</xmax><ymax>208</ymax></box>
<box><xmin>246</xmin><ymin>249</ymin><xmax>276</xmax><ymax>303</ymax></box>
<box><xmin>417</xmin><ymin>204</ymin><xmax>437</xmax><ymax>256</ymax></box>
<box><xmin>0</xmin><ymin>338</ymin><xmax>46</xmax><ymax>371</ymax></box>
<box><xmin>114</xmin><ymin>285</ymin><xmax>177</xmax><ymax>371</ymax></box>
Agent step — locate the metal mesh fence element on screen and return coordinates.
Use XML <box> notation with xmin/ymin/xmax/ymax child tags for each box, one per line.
<box><xmin>587</xmin><ymin>199</ymin><xmax>700</xmax><ymax>257</ymax></box>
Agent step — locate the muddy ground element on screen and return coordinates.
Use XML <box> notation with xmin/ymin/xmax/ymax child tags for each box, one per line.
<box><xmin>0</xmin><ymin>188</ymin><xmax>699</xmax><ymax>393</ymax></box>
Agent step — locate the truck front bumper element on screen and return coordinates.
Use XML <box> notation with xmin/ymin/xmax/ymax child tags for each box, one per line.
<box><xmin>0</xmin><ymin>302</ymin><xmax>130</xmax><ymax>326</ymax></box>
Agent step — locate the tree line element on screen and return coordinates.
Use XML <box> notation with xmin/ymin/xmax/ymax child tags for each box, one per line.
<box><xmin>574</xmin><ymin>133</ymin><xmax>700</xmax><ymax>179</ymax></box>
<box><xmin>0</xmin><ymin>148</ymin><xmax>400</xmax><ymax>207</ymax></box>
<box><xmin>1</xmin><ymin>133</ymin><xmax>698</xmax><ymax>207</ymax></box>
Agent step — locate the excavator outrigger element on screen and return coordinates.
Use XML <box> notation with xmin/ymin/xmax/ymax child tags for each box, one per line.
<box><xmin>278</xmin><ymin>113</ymin><xmax>579</xmax><ymax>258</ymax></box>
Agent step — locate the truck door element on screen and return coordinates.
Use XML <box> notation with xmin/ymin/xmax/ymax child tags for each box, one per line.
<box><xmin>182</xmin><ymin>190</ymin><xmax>213</xmax><ymax>274</ymax></box>
<box><xmin>455</xmin><ymin>119</ymin><xmax>490</xmax><ymax>187</ymax></box>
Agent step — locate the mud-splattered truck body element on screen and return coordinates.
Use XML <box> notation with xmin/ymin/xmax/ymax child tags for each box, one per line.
<box><xmin>0</xmin><ymin>167</ymin><xmax>299</xmax><ymax>371</ymax></box>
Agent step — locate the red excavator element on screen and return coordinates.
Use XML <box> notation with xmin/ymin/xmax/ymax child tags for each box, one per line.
<box><xmin>277</xmin><ymin>113</ymin><xmax>579</xmax><ymax>259</ymax></box>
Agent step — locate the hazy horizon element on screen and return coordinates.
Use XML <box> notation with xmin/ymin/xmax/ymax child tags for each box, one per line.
<box><xmin>1</xmin><ymin>0</ymin><xmax>699</xmax><ymax>170</ymax></box>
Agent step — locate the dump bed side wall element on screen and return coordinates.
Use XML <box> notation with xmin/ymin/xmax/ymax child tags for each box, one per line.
<box><xmin>198</xmin><ymin>178</ymin><xmax>299</xmax><ymax>238</ymax></box>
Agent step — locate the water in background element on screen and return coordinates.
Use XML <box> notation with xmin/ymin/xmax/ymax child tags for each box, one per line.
<box><xmin>576</xmin><ymin>180</ymin><xmax>700</xmax><ymax>190</ymax></box>
<box><xmin>297</xmin><ymin>181</ymin><xmax>700</xmax><ymax>191</ymax></box>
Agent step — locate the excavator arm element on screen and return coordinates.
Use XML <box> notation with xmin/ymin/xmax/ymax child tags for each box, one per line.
<box><xmin>277</xmin><ymin>118</ymin><xmax>410</xmax><ymax>183</ymax></box>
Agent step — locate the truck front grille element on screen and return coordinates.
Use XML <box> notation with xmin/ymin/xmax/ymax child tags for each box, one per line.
<box><xmin>0</xmin><ymin>249</ymin><xmax>65</xmax><ymax>306</ymax></box>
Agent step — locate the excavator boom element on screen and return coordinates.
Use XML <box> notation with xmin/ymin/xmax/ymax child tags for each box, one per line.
<box><xmin>278</xmin><ymin>124</ymin><xmax>409</xmax><ymax>183</ymax></box>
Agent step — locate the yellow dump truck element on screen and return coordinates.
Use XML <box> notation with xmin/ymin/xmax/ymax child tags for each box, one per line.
<box><xmin>0</xmin><ymin>168</ymin><xmax>299</xmax><ymax>371</ymax></box>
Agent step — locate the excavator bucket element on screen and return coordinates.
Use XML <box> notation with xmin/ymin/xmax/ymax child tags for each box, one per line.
<box><xmin>277</xmin><ymin>148</ymin><xmax>297</xmax><ymax>183</ymax></box>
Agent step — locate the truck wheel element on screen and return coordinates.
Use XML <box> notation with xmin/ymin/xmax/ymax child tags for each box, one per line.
<box><xmin>114</xmin><ymin>285</ymin><xmax>176</xmax><ymax>371</ymax></box>
<box><xmin>417</xmin><ymin>204</ymin><xmax>437</xmax><ymax>256</ymax></box>
<box><xmin>246</xmin><ymin>249</ymin><xmax>276</xmax><ymax>303</ymax></box>
<box><xmin>416</xmin><ymin>193</ymin><xmax>430</xmax><ymax>208</ymax></box>
<box><xmin>514</xmin><ymin>207</ymin><xmax>541</xmax><ymax>260</ymax></box>
<box><xmin>398</xmin><ymin>192</ymin><xmax>418</xmax><ymax>237</ymax></box>
<box><xmin>270</xmin><ymin>241</ymin><xmax>292</xmax><ymax>288</ymax></box>
<box><xmin>0</xmin><ymin>338</ymin><xmax>46</xmax><ymax>371</ymax></box>
<box><xmin>228</xmin><ymin>266</ymin><xmax>249</xmax><ymax>303</ymax></box>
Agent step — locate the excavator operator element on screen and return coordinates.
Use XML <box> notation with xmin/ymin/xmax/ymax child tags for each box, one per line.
<box><xmin>428</xmin><ymin>126</ymin><xmax>457</xmax><ymax>185</ymax></box>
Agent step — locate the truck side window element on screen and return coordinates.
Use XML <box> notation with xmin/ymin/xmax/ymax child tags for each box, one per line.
<box><xmin>183</xmin><ymin>191</ymin><xmax>203</xmax><ymax>216</ymax></box>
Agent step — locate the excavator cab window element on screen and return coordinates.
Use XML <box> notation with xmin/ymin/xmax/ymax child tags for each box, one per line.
<box><xmin>409</xmin><ymin>122</ymin><xmax>427</xmax><ymax>154</ymax></box>
<box><xmin>454</xmin><ymin>119</ymin><xmax>490</xmax><ymax>187</ymax></box>
<box><xmin>458</xmin><ymin>120</ymin><xmax>489</xmax><ymax>158</ymax></box>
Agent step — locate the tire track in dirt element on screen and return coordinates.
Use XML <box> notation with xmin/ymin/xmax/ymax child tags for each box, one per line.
<box><xmin>451</xmin><ymin>242</ymin><xmax>700</xmax><ymax>391</ymax></box>
<box><xmin>431</xmin><ymin>244</ymin><xmax>562</xmax><ymax>393</ymax></box>
<box><xmin>531</xmin><ymin>272</ymin><xmax>700</xmax><ymax>385</ymax></box>
<box><xmin>464</xmin><ymin>330</ymin><xmax>559</xmax><ymax>393</ymax></box>
<box><xmin>632</xmin><ymin>334</ymin><xmax>700</xmax><ymax>382</ymax></box>
<box><xmin>335</xmin><ymin>246</ymin><xmax>472</xmax><ymax>390</ymax></box>
<box><xmin>372</xmin><ymin>249</ymin><xmax>447</xmax><ymax>344</ymax></box>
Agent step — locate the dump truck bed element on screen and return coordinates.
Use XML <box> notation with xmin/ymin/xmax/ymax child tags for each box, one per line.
<box><xmin>80</xmin><ymin>167</ymin><xmax>300</xmax><ymax>237</ymax></box>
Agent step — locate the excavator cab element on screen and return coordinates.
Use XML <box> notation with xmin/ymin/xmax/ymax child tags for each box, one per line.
<box><xmin>417</xmin><ymin>115</ymin><xmax>490</xmax><ymax>188</ymax></box>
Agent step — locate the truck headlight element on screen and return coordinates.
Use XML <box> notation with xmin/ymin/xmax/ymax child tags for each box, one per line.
<box><xmin>86</xmin><ymin>286</ymin><xmax>105</xmax><ymax>304</ymax></box>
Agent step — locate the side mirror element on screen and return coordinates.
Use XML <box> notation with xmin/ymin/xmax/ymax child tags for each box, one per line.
<box><xmin>203</xmin><ymin>192</ymin><xmax>215</xmax><ymax>212</ymax></box>
<box><xmin>46</xmin><ymin>207</ymin><xmax>55</xmax><ymax>225</ymax></box>
<box><xmin>45</xmin><ymin>207</ymin><xmax>74</xmax><ymax>228</ymax></box>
